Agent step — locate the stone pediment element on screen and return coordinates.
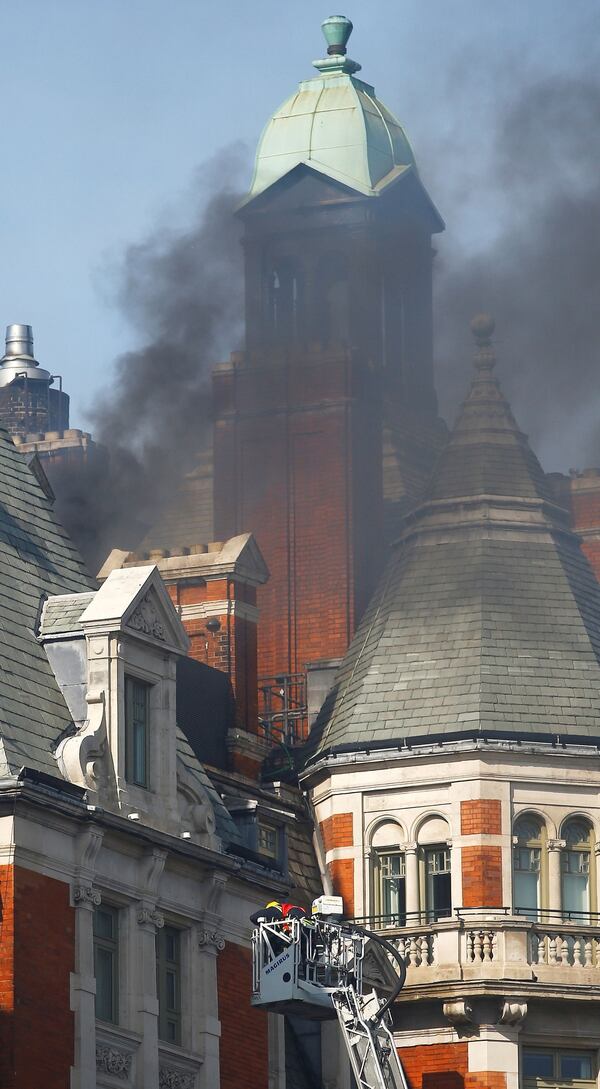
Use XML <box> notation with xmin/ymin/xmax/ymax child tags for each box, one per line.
<box><xmin>79</xmin><ymin>565</ymin><xmax>189</xmax><ymax>655</ymax></box>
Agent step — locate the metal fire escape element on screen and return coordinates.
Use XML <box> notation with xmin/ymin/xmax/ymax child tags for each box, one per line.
<box><xmin>252</xmin><ymin>913</ymin><xmax>408</xmax><ymax>1089</ymax></box>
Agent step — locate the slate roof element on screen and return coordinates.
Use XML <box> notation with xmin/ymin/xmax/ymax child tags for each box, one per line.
<box><xmin>308</xmin><ymin>319</ymin><xmax>600</xmax><ymax>758</ymax></box>
<box><xmin>0</xmin><ymin>427</ymin><xmax>95</xmax><ymax>776</ymax></box>
<box><xmin>40</xmin><ymin>592</ymin><xmax>95</xmax><ymax>637</ymax></box>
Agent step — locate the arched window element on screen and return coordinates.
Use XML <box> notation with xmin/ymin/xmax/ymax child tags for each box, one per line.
<box><xmin>266</xmin><ymin>260</ymin><xmax>303</xmax><ymax>344</ymax></box>
<box><xmin>371</xmin><ymin>821</ymin><xmax>405</xmax><ymax>926</ymax></box>
<box><xmin>513</xmin><ymin>814</ymin><xmax>545</xmax><ymax>919</ymax></box>
<box><xmin>316</xmin><ymin>255</ymin><xmax>350</xmax><ymax>348</ymax></box>
<box><xmin>418</xmin><ymin>816</ymin><xmax>451</xmax><ymax>922</ymax></box>
<box><xmin>561</xmin><ymin>819</ymin><xmax>594</xmax><ymax>920</ymax></box>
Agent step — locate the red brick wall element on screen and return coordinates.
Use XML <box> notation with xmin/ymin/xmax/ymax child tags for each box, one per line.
<box><xmin>168</xmin><ymin>577</ymin><xmax>259</xmax><ymax>731</ymax></box>
<box><xmin>0</xmin><ymin>865</ymin><xmax>74</xmax><ymax>1088</ymax></box>
<box><xmin>564</xmin><ymin>476</ymin><xmax>600</xmax><ymax>581</ymax></box>
<box><xmin>320</xmin><ymin>813</ymin><xmax>354</xmax><ymax>852</ymax></box>
<box><xmin>213</xmin><ymin>354</ymin><xmax>383</xmax><ymax>681</ymax></box>
<box><xmin>399</xmin><ymin>1043</ymin><xmax>506</xmax><ymax>1089</ymax></box>
<box><xmin>217</xmin><ymin>942</ymin><xmax>268</xmax><ymax>1089</ymax></box>
<box><xmin>462</xmin><ymin>846</ymin><xmax>503</xmax><ymax>907</ymax></box>
<box><xmin>329</xmin><ymin>859</ymin><xmax>355</xmax><ymax>917</ymax></box>
<box><xmin>400</xmin><ymin>1042</ymin><xmax>468</xmax><ymax>1089</ymax></box>
<box><xmin>460</xmin><ymin>800</ymin><xmax>501</xmax><ymax>836</ymax></box>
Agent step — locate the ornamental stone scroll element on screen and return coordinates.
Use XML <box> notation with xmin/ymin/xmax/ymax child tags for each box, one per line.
<box><xmin>136</xmin><ymin>907</ymin><xmax>165</xmax><ymax>929</ymax></box>
<box><xmin>198</xmin><ymin>929</ymin><xmax>225</xmax><ymax>952</ymax></box>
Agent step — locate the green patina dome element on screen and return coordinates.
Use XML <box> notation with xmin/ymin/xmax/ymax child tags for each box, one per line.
<box><xmin>244</xmin><ymin>16</ymin><xmax>417</xmax><ymax>205</ymax></box>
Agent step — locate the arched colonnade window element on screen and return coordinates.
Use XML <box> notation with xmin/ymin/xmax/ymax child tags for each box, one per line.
<box><xmin>370</xmin><ymin>815</ymin><xmax>452</xmax><ymax>926</ymax></box>
<box><xmin>513</xmin><ymin>812</ymin><xmax>596</xmax><ymax>921</ymax></box>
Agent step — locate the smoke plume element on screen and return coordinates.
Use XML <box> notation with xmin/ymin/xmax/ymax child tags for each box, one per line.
<box><xmin>433</xmin><ymin>76</ymin><xmax>600</xmax><ymax>471</ymax></box>
<box><xmin>54</xmin><ymin>147</ymin><xmax>246</xmax><ymax>570</ymax></box>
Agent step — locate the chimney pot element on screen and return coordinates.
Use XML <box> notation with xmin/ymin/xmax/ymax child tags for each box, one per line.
<box><xmin>4</xmin><ymin>323</ymin><xmax>35</xmax><ymax>359</ymax></box>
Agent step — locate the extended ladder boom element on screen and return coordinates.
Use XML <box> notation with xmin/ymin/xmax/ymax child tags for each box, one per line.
<box><xmin>333</xmin><ymin>985</ymin><xmax>408</xmax><ymax>1089</ymax></box>
<box><xmin>251</xmin><ymin>915</ymin><xmax>408</xmax><ymax>1089</ymax></box>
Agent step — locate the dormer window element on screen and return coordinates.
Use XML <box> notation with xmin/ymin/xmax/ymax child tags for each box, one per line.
<box><xmin>125</xmin><ymin>676</ymin><xmax>150</xmax><ymax>788</ymax></box>
<box><xmin>257</xmin><ymin>820</ymin><xmax>280</xmax><ymax>860</ymax></box>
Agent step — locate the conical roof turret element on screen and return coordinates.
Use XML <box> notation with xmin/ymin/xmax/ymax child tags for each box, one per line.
<box><xmin>429</xmin><ymin>315</ymin><xmax>553</xmax><ymax>502</ymax></box>
<box><xmin>307</xmin><ymin>319</ymin><xmax>600</xmax><ymax>761</ymax></box>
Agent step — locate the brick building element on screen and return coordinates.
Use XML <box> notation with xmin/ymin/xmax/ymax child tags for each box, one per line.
<box><xmin>3</xmin><ymin>12</ymin><xmax>600</xmax><ymax>1089</ymax></box>
<box><xmin>0</xmin><ymin>406</ymin><xmax>320</xmax><ymax>1086</ymax></box>
<box><xmin>304</xmin><ymin>316</ymin><xmax>600</xmax><ymax>1089</ymax></box>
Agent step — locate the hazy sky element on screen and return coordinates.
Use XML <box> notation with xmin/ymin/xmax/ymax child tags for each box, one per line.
<box><xmin>2</xmin><ymin>1</ymin><xmax>600</xmax><ymax>467</ymax></box>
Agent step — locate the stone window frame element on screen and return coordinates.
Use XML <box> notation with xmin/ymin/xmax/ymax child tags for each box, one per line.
<box><xmin>559</xmin><ymin>815</ymin><xmax>597</xmax><ymax>921</ymax></box>
<box><xmin>522</xmin><ymin>1045</ymin><xmax>596</xmax><ymax>1088</ymax></box>
<box><xmin>512</xmin><ymin>811</ymin><xmax>548</xmax><ymax>919</ymax></box>
<box><xmin>124</xmin><ymin>673</ymin><xmax>151</xmax><ymax>789</ymax></box>
<box><xmin>372</xmin><ymin>848</ymin><xmax>406</xmax><ymax>924</ymax></box>
<box><xmin>415</xmin><ymin>814</ymin><xmax>452</xmax><ymax>923</ymax></box>
<box><xmin>156</xmin><ymin>922</ymin><xmax>184</xmax><ymax>1047</ymax></box>
<box><xmin>93</xmin><ymin>901</ymin><xmax>120</xmax><ymax>1027</ymax></box>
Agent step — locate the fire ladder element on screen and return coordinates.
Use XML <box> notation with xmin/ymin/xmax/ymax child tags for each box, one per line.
<box><xmin>251</xmin><ymin>916</ymin><xmax>408</xmax><ymax>1089</ymax></box>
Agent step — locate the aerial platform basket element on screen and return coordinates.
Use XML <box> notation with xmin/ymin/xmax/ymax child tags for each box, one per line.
<box><xmin>251</xmin><ymin>908</ymin><xmax>410</xmax><ymax>1089</ymax></box>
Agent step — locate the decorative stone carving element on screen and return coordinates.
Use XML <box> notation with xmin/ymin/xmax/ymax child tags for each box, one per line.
<box><xmin>129</xmin><ymin>593</ymin><xmax>166</xmax><ymax>641</ymax></box>
<box><xmin>137</xmin><ymin>907</ymin><xmax>165</xmax><ymax>929</ymax></box>
<box><xmin>499</xmin><ymin>1000</ymin><xmax>528</xmax><ymax>1025</ymax></box>
<box><xmin>443</xmin><ymin>999</ymin><xmax>473</xmax><ymax>1025</ymax></box>
<box><xmin>96</xmin><ymin>1044</ymin><xmax>132</xmax><ymax>1079</ymax></box>
<box><xmin>54</xmin><ymin>693</ymin><xmax>107</xmax><ymax>790</ymax></box>
<box><xmin>547</xmin><ymin>838</ymin><xmax>566</xmax><ymax>852</ymax></box>
<box><xmin>198</xmin><ymin>929</ymin><xmax>225</xmax><ymax>952</ymax></box>
<box><xmin>159</xmin><ymin>1068</ymin><xmax>195</xmax><ymax>1089</ymax></box>
<box><xmin>73</xmin><ymin>884</ymin><xmax>101</xmax><ymax>907</ymax></box>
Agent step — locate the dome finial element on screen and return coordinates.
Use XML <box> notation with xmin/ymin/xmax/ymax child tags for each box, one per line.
<box><xmin>470</xmin><ymin>314</ymin><xmax>496</xmax><ymax>372</ymax></box>
<box><xmin>314</xmin><ymin>14</ymin><xmax>361</xmax><ymax>74</ymax></box>
<box><xmin>321</xmin><ymin>15</ymin><xmax>353</xmax><ymax>56</ymax></box>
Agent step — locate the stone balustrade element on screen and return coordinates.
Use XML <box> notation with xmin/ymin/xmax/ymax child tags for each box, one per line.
<box><xmin>366</xmin><ymin>912</ymin><xmax>600</xmax><ymax>989</ymax></box>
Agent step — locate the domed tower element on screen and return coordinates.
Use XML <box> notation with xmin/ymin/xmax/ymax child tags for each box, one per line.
<box><xmin>214</xmin><ymin>17</ymin><xmax>445</xmax><ymax>688</ymax></box>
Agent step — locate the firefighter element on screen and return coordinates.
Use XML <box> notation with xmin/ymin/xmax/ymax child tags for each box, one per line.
<box><xmin>249</xmin><ymin>900</ymin><xmax>284</xmax><ymax>926</ymax></box>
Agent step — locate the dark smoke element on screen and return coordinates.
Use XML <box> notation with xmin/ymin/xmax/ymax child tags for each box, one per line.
<box><xmin>434</xmin><ymin>77</ymin><xmax>600</xmax><ymax>471</ymax></box>
<box><xmin>53</xmin><ymin>146</ymin><xmax>247</xmax><ymax>571</ymax></box>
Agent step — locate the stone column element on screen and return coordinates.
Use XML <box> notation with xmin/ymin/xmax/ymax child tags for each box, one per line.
<box><xmin>193</xmin><ymin>927</ymin><xmax>225</xmax><ymax>1089</ymax></box>
<box><xmin>594</xmin><ymin>843</ymin><xmax>600</xmax><ymax>916</ymax></box>
<box><xmin>547</xmin><ymin>839</ymin><xmax>565</xmax><ymax>918</ymax></box>
<box><xmin>404</xmin><ymin>843</ymin><xmax>420</xmax><ymax>920</ymax></box>
<box><xmin>135</xmin><ymin>905</ymin><xmax>164</xmax><ymax>1088</ymax></box>
<box><xmin>71</xmin><ymin>884</ymin><xmax>101</xmax><ymax>1089</ymax></box>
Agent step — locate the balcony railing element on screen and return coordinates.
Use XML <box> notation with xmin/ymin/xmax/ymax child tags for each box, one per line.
<box><xmin>258</xmin><ymin>672</ymin><xmax>308</xmax><ymax>746</ymax></box>
<box><xmin>352</xmin><ymin>908</ymin><xmax>600</xmax><ymax>986</ymax></box>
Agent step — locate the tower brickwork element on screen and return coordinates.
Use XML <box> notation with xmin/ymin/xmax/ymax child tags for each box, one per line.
<box><xmin>214</xmin><ymin>21</ymin><xmax>445</xmax><ymax>682</ymax></box>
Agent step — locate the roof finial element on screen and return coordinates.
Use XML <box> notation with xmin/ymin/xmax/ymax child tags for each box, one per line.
<box><xmin>314</xmin><ymin>15</ymin><xmax>361</xmax><ymax>74</ymax></box>
<box><xmin>322</xmin><ymin>15</ymin><xmax>353</xmax><ymax>55</ymax></box>
<box><xmin>470</xmin><ymin>313</ymin><xmax>496</xmax><ymax>372</ymax></box>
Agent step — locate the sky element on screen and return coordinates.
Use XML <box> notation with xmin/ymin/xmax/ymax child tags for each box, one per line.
<box><xmin>1</xmin><ymin>1</ymin><xmax>600</xmax><ymax>470</ymax></box>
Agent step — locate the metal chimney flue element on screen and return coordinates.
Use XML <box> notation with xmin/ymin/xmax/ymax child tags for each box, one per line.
<box><xmin>4</xmin><ymin>323</ymin><xmax>35</xmax><ymax>360</ymax></box>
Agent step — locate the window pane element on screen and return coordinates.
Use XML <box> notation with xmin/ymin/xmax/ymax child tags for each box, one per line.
<box><xmin>125</xmin><ymin>677</ymin><xmax>149</xmax><ymax>787</ymax></box>
<box><xmin>514</xmin><ymin>870</ymin><xmax>539</xmax><ymax>917</ymax></box>
<box><xmin>562</xmin><ymin>870</ymin><xmax>590</xmax><ymax>915</ymax></box>
<box><xmin>523</xmin><ymin>1051</ymin><xmax>554</xmax><ymax>1077</ymax></box>
<box><xmin>95</xmin><ymin>947</ymin><xmax>115</xmax><ymax>1023</ymax></box>
<box><xmin>425</xmin><ymin>849</ymin><xmax>451</xmax><ymax>920</ymax></box>
<box><xmin>157</xmin><ymin>926</ymin><xmax>181</xmax><ymax>1045</ymax></box>
<box><xmin>258</xmin><ymin>823</ymin><xmax>279</xmax><ymax>858</ymax></box>
<box><xmin>93</xmin><ymin>905</ymin><xmax>118</xmax><ymax>1025</ymax></box>
<box><xmin>94</xmin><ymin>907</ymin><xmax>114</xmax><ymax>940</ymax></box>
<box><xmin>381</xmin><ymin>860</ymin><xmax>405</xmax><ymax>919</ymax></box>
<box><xmin>560</xmin><ymin>1054</ymin><xmax>593</xmax><ymax>1079</ymax></box>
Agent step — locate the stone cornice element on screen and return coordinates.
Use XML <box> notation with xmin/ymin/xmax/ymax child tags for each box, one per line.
<box><xmin>301</xmin><ymin>736</ymin><xmax>600</xmax><ymax>781</ymax></box>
